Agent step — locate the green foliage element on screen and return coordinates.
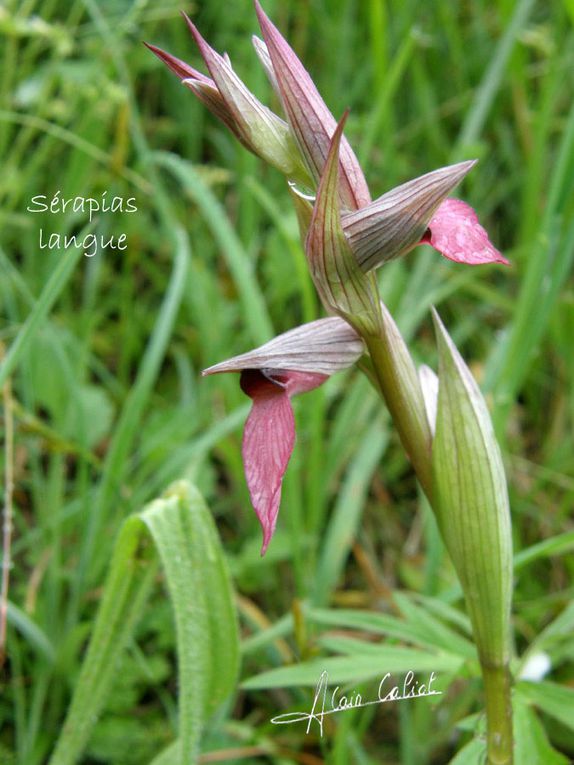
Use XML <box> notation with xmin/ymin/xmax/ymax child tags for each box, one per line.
<box><xmin>48</xmin><ymin>481</ymin><xmax>239</xmax><ymax>765</ymax></box>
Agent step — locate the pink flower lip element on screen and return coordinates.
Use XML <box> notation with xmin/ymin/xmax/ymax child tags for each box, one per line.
<box><xmin>239</xmin><ymin>367</ymin><xmax>327</xmax><ymax>555</ymax></box>
<box><xmin>204</xmin><ymin>317</ymin><xmax>363</xmax><ymax>554</ymax></box>
<box><xmin>423</xmin><ymin>199</ymin><xmax>510</xmax><ymax>266</ymax></box>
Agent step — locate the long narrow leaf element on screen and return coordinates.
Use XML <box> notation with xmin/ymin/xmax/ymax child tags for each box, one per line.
<box><xmin>48</xmin><ymin>481</ymin><xmax>239</xmax><ymax>765</ymax></box>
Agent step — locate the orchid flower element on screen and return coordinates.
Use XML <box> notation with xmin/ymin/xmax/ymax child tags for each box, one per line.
<box><xmin>252</xmin><ymin>1</ymin><xmax>508</xmax><ymax>269</ymax></box>
<box><xmin>203</xmin><ymin>317</ymin><xmax>363</xmax><ymax>554</ymax></box>
<box><xmin>146</xmin><ymin>5</ymin><xmax>506</xmax><ymax>270</ymax></box>
<box><xmin>149</xmin><ymin>4</ymin><xmax>508</xmax><ymax>555</ymax></box>
<box><xmin>145</xmin><ymin>14</ymin><xmax>310</xmax><ymax>184</ymax></box>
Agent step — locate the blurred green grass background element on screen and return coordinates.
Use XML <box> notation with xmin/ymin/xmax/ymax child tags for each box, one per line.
<box><xmin>1</xmin><ymin>0</ymin><xmax>573</xmax><ymax>763</ymax></box>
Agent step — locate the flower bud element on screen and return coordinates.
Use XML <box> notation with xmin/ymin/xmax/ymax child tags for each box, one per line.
<box><xmin>183</xmin><ymin>15</ymin><xmax>308</xmax><ymax>181</ymax></box>
<box><xmin>255</xmin><ymin>0</ymin><xmax>370</xmax><ymax>210</ymax></box>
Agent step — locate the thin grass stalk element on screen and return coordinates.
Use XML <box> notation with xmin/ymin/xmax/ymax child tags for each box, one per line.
<box><xmin>0</xmin><ymin>343</ymin><xmax>14</xmax><ymax>666</ymax></box>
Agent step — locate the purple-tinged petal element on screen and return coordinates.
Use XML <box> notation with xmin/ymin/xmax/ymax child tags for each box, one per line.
<box><xmin>183</xmin><ymin>14</ymin><xmax>307</xmax><ymax>179</ymax></box>
<box><xmin>423</xmin><ymin>199</ymin><xmax>509</xmax><ymax>266</ymax></box>
<box><xmin>306</xmin><ymin>113</ymin><xmax>382</xmax><ymax>336</ymax></box>
<box><xmin>202</xmin><ymin>316</ymin><xmax>363</xmax><ymax>377</ymax></box>
<box><xmin>342</xmin><ymin>161</ymin><xmax>476</xmax><ymax>272</ymax></box>
<box><xmin>255</xmin><ymin>0</ymin><xmax>370</xmax><ymax>210</ymax></box>
<box><xmin>144</xmin><ymin>41</ymin><xmax>239</xmax><ymax>133</ymax></box>
<box><xmin>240</xmin><ymin>369</ymin><xmax>326</xmax><ymax>554</ymax></box>
<box><xmin>240</xmin><ymin>371</ymin><xmax>294</xmax><ymax>555</ymax></box>
<box><xmin>144</xmin><ymin>41</ymin><xmax>213</xmax><ymax>84</ymax></box>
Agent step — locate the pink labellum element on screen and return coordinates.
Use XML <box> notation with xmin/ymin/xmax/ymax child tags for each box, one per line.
<box><xmin>240</xmin><ymin>369</ymin><xmax>327</xmax><ymax>554</ymax></box>
<box><xmin>254</xmin><ymin>0</ymin><xmax>370</xmax><ymax>210</ymax></box>
<box><xmin>423</xmin><ymin>199</ymin><xmax>509</xmax><ymax>266</ymax></box>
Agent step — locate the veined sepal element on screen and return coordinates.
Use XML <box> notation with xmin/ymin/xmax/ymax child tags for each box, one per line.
<box><xmin>202</xmin><ymin>315</ymin><xmax>363</xmax><ymax>377</ymax></box>
<box><xmin>255</xmin><ymin>0</ymin><xmax>370</xmax><ymax>210</ymax></box>
<box><xmin>343</xmin><ymin>161</ymin><xmax>477</xmax><ymax>272</ymax></box>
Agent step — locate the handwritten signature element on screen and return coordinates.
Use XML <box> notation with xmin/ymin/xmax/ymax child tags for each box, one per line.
<box><xmin>271</xmin><ymin>670</ymin><xmax>441</xmax><ymax>736</ymax></box>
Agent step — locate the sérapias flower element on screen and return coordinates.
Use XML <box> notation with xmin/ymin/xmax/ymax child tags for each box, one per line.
<box><xmin>253</xmin><ymin>0</ymin><xmax>370</xmax><ymax>211</ymax></box>
<box><xmin>145</xmin><ymin>14</ymin><xmax>309</xmax><ymax>184</ymax></box>
<box><xmin>341</xmin><ymin>165</ymin><xmax>509</xmax><ymax>269</ymax></box>
<box><xmin>147</xmin><ymin>5</ymin><xmax>507</xmax><ymax>270</ymax></box>
<box><xmin>203</xmin><ymin>317</ymin><xmax>363</xmax><ymax>554</ymax></box>
<box><xmin>250</xmin><ymin>3</ymin><xmax>507</xmax><ymax>269</ymax></box>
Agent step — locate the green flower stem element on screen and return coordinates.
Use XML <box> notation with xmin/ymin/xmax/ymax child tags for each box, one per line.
<box><xmin>364</xmin><ymin>330</ymin><xmax>433</xmax><ymax>499</ymax></box>
<box><xmin>482</xmin><ymin>662</ymin><xmax>513</xmax><ymax>765</ymax></box>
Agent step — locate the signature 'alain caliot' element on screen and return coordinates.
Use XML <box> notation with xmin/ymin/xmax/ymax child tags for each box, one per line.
<box><xmin>271</xmin><ymin>670</ymin><xmax>442</xmax><ymax>736</ymax></box>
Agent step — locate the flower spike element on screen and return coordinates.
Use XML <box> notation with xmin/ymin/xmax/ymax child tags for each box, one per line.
<box><xmin>203</xmin><ymin>317</ymin><xmax>363</xmax><ymax>554</ymax></box>
<box><xmin>254</xmin><ymin>0</ymin><xmax>370</xmax><ymax>210</ymax></box>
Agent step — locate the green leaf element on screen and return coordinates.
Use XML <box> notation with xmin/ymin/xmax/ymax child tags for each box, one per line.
<box><xmin>514</xmin><ymin>530</ymin><xmax>574</xmax><ymax>571</ymax></box>
<box><xmin>307</xmin><ymin>602</ymin><xmax>475</xmax><ymax>660</ymax></box>
<box><xmin>516</xmin><ymin>680</ymin><xmax>574</xmax><ymax>734</ymax></box>
<box><xmin>513</xmin><ymin>697</ymin><xmax>569</xmax><ymax>765</ymax></box>
<box><xmin>0</xmin><ymin>240</ymin><xmax>85</xmax><ymax>389</ymax></box>
<box><xmin>431</xmin><ymin>309</ymin><xmax>513</xmax><ymax>667</ymax></box>
<box><xmin>449</xmin><ymin>736</ymin><xmax>486</xmax><ymax>765</ymax></box>
<box><xmin>393</xmin><ymin>592</ymin><xmax>476</xmax><ymax>660</ymax></box>
<box><xmin>48</xmin><ymin>481</ymin><xmax>239</xmax><ymax>765</ymax></box>
<box><xmin>6</xmin><ymin>601</ymin><xmax>55</xmax><ymax>664</ymax></box>
<box><xmin>140</xmin><ymin>482</ymin><xmax>240</xmax><ymax>726</ymax></box>
<box><xmin>527</xmin><ymin>601</ymin><xmax>574</xmax><ymax>655</ymax></box>
<box><xmin>153</xmin><ymin>151</ymin><xmax>273</xmax><ymax>346</ymax></box>
<box><xmin>312</xmin><ymin>420</ymin><xmax>387</xmax><ymax>605</ymax></box>
<box><xmin>243</xmin><ymin>647</ymin><xmax>462</xmax><ymax>690</ymax></box>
